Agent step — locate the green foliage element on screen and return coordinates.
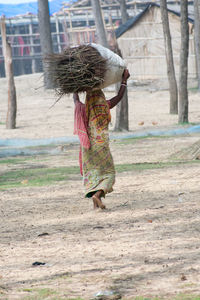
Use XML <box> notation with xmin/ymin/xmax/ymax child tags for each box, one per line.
<box><xmin>124</xmin><ymin>295</ymin><xmax>200</xmax><ymax>300</ymax></box>
<box><xmin>1</xmin><ymin>159</ymin><xmax>200</xmax><ymax>190</ymax></box>
<box><xmin>173</xmin><ymin>295</ymin><xmax>200</xmax><ymax>300</ymax></box>
<box><xmin>127</xmin><ymin>295</ymin><xmax>200</xmax><ymax>300</ymax></box>
<box><xmin>0</xmin><ymin>158</ymin><xmax>32</xmax><ymax>164</ymax></box>
<box><xmin>115</xmin><ymin>160</ymin><xmax>200</xmax><ymax>173</ymax></box>
<box><xmin>22</xmin><ymin>288</ymin><xmax>84</xmax><ymax>300</ymax></box>
<box><xmin>177</xmin><ymin>122</ymin><xmax>197</xmax><ymax>126</ymax></box>
<box><xmin>0</xmin><ymin>165</ymin><xmax>80</xmax><ymax>190</ymax></box>
<box><xmin>113</xmin><ymin>135</ymin><xmax>170</xmax><ymax>145</ymax></box>
<box><xmin>22</xmin><ymin>288</ymin><xmax>57</xmax><ymax>300</ymax></box>
<box><xmin>188</xmin><ymin>86</ymin><xmax>200</xmax><ymax>92</ymax></box>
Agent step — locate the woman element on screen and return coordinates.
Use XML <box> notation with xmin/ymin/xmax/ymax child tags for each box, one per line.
<box><xmin>73</xmin><ymin>69</ymin><xmax>130</xmax><ymax>209</ymax></box>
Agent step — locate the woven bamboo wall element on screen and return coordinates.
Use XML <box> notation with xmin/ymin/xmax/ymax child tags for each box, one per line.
<box><xmin>117</xmin><ymin>5</ymin><xmax>196</xmax><ymax>80</ymax></box>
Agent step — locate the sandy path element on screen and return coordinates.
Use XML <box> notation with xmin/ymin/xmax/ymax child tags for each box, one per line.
<box><xmin>0</xmin><ymin>73</ymin><xmax>200</xmax><ymax>140</ymax></box>
<box><xmin>1</xmin><ymin>156</ymin><xmax>200</xmax><ymax>299</ymax></box>
<box><xmin>0</xmin><ymin>74</ymin><xmax>200</xmax><ymax>299</ymax></box>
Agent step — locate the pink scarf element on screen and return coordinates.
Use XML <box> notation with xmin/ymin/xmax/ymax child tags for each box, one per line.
<box><xmin>74</xmin><ymin>100</ymin><xmax>90</xmax><ymax>149</ymax></box>
<box><xmin>74</xmin><ymin>101</ymin><xmax>90</xmax><ymax>175</ymax></box>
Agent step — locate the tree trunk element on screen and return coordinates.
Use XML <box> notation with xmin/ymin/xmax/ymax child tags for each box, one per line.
<box><xmin>114</xmin><ymin>82</ymin><xmax>129</xmax><ymax>131</ymax></box>
<box><xmin>91</xmin><ymin>0</ymin><xmax>108</xmax><ymax>48</ymax></box>
<box><xmin>114</xmin><ymin>5</ymin><xmax>129</xmax><ymax>131</ymax></box>
<box><xmin>119</xmin><ymin>0</ymin><xmax>129</xmax><ymax>23</ymax></box>
<box><xmin>91</xmin><ymin>0</ymin><xmax>129</xmax><ymax>131</ymax></box>
<box><xmin>178</xmin><ymin>0</ymin><xmax>189</xmax><ymax>123</ymax></box>
<box><xmin>114</xmin><ymin>46</ymin><xmax>129</xmax><ymax>131</ymax></box>
<box><xmin>160</xmin><ymin>0</ymin><xmax>178</xmax><ymax>114</ymax></box>
<box><xmin>1</xmin><ymin>17</ymin><xmax>17</xmax><ymax>129</ymax></box>
<box><xmin>38</xmin><ymin>0</ymin><xmax>54</xmax><ymax>89</ymax></box>
<box><xmin>194</xmin><ymin>0</ymin><xmax>200</xmax><ymax>91</ymax></box>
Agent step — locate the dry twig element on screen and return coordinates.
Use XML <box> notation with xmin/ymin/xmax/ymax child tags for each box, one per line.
<box><xmin>45</xmin><ymin>45</ymin><xmax>107</xmax><ymax>96</ymax></box>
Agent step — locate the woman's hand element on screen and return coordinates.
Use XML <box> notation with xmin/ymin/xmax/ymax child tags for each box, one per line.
<box><xmin>73</xmin><ymin>92</ymin><xmax>80</xmax><ymax>104</ymax></box>
<box><xmin>122</xmin><ymin>69</ymin><xmax>130</xmax><ymax>83</ymax></box>
<box><xmin>108</xmin><ymin>69</ymin><xmax>130</xmax><ymax>109</ymax></box>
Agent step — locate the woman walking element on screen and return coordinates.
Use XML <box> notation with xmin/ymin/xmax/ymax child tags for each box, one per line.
<box><xmin>73</xmin><ymin>69</ymin><xmax>130</xmax><ymax>209</ymax></box>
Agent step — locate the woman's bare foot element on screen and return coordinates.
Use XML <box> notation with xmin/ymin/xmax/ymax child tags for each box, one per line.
<box><xmin>92</xmin><ymin>195</ymin><xmax>106</xmax><ymax>209</ymax></box>
<box><xmin>92</xmin><ymin>190</ymin><xmax>106</xmax><ymax>209</ymax></box>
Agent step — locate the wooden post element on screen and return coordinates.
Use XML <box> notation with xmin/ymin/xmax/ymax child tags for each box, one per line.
<box><xmin>101</xmin><ymin>7</ymin><xmax>107</xmax><ymax>35</ymax></box>
<box><xmin>1</xmin><ymin>17</ymin><xmax>17</xmax><ymax>129</ymax></box>
<box><xmin>63</xmin><ymin>12</ymin><xmax>70</xmax><ymax>47</ymax></box>
<box><xmin>29</xmin><ymin>18</ymin><xmax>36</xmax><ymax>73</ymax></box>
<box><xmin>134</xmin><ymin>2</ymin><xmax>137</xmax><ymax>15</ymax></box>
<box><xmin>68</xmin><ymin>10</ymin><xmax>75</xmax><ymax>45</ymax></box>
<box><xmin>86</xmin><ymin>10</ymin><xmax>89</xmax><ymax>27</ymax></box>
<box><xmin>55</xmin><ymin>16</ymin><xmax>62</xmax><ymax>52</ymax></box>
<box><xmin>16</xmin><ymin>26</ymin><xmax>25</xmax><ymax>75</ymax></box>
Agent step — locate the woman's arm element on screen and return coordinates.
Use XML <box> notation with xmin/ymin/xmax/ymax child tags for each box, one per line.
<box><xmin>73</xmin><ymin>92</ymin><xmax>80</xmax><ymax>104</ymax></box>
<box><xmin>108</xmin><ymin>69</ymin><xmax>130</xmax><ymax>109</ymax></box>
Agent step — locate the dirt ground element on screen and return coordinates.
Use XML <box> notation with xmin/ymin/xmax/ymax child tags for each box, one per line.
<box><xmin>0</xmin><ymin>74</ymin><xmax>200</xmax><ymax>300</ymax></box>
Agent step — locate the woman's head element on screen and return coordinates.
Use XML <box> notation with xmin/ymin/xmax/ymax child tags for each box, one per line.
<box><xmin>86</xmin><ymin>89</ymin><xmax>104</xmax><ymax>98</ymax></box>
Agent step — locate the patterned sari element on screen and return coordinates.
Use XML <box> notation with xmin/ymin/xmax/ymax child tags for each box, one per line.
<box><xmin>82</xmin><ymin>89</ymin><xmax>115</xmax><ymax>198</ymax></box>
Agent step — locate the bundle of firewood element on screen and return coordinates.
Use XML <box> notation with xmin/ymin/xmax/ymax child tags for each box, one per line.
<box><xmin>46</xmin><ymin>43</ymin><xmax>126</xmax><ymax>96</ymax></box>
<box><xmin>46</xmin><ymin>44</ymin><xmax>107</xmax><ymax>96</ymax></box>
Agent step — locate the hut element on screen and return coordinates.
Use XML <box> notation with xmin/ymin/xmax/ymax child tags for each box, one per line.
<box><xmin>1</xmin><ymin>0</ymin><xmax>196</xmax><ymax>82</ymax></box>
<box><xmin>0</xmin><ymin>0</ymin><xmax>138</xmax><ymax>77</ymax></box>
<box><xmin>116</xmin><ymin>2</ymin><xmax>196</xmax><ymax>83</ymax></box>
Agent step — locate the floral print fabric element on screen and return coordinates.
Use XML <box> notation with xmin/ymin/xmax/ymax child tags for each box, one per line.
<box><xmin>82</xmin><ymin>90</ymin><xmax>115</xmax><ymax>198</ymax></box>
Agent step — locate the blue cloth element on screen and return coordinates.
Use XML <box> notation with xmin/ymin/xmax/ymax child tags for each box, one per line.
<box><xmin>0</xmin><ymin>0</ymin><xmax>75</xmax><ymax>17</ymax></box>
